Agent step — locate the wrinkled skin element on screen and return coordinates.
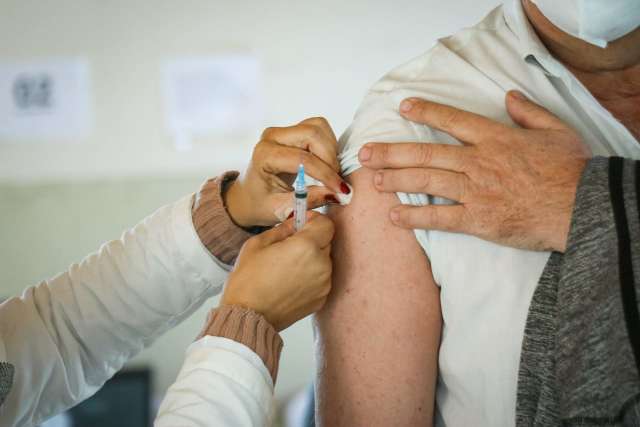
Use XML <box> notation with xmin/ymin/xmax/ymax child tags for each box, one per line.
<box><xmin>360</xmin><ymin>91</ymin><xmax>591</xmax><ymax>252</ymax></box>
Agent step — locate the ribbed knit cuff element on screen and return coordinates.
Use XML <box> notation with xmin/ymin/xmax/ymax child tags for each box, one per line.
<box><xmin>192</xmin><ymin>172</ymin><xmax>253</xmax><ymax>266</ymax></box>
<box><xmin>198</xmin><ymin>305</ymin><xmax>284</xmax><ymax>383</ymax></box>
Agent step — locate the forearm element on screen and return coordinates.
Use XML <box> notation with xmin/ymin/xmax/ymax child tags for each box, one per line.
<box><xmin>155</xmin><ymin>305</ymin><xmax>283</xmax><ymax>427</ymax></box>
<box><xmin>0</xmin><ymin>181</ymin><xmax>243</xmax><ymax>426</ymax></box>
<box><xmin>154</xmin><ymin>337</ymin><xmax>275</xmax><ymax>427</ymax></box>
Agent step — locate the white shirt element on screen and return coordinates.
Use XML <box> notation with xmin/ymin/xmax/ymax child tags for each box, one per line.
<box><xmin>338</xmin><ymin>1</ymin><xmax>640</xmax><ymax>426</ymax></box>
<box><xmin>0</xmin><ymin>195</ymin><xmax>272</xmax><ymax>427</ymax></box>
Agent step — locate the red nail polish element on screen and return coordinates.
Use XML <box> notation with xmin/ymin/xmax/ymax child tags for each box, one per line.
<box><xmin>340</xmin><ymin>182</ymin><xmax>351</xmax><ymax>195</ymax></box>
<box><xmin>287</xmin><ymin>211</ymin><xmax>294</xmax><ymax>220</ymax></box>
<box><xmin>325</xmin><ymin>194</ymin><xmax>340</xmax><ymax>204</ymax></box>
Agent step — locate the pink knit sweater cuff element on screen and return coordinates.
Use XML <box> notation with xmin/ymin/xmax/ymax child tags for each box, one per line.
<box><xmin>198</xmin><ymin>305</ymin><xmax>284</xmax><ymax>383</ymax></box>
<box><xmin>192</xmin><ymin>172</ymin><xmax>253</xmax><ymax>266</ymax></box>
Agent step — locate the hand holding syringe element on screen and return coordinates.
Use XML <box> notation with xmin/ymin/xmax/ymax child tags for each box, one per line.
<box><xmin>221</xmin><ymin>117</ymin><xmax>353</xmax><ymax>229</ymax></box>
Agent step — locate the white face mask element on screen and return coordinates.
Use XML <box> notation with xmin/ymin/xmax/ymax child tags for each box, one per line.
<box><xmin>531</xmin><ymin>0</ymin><xmax>640</xmax><ymax>48</ymax></box>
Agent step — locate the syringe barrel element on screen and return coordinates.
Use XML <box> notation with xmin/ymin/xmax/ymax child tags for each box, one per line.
<box><xmin>294</xmin><ymin>191</ymin><xmax>307</xmax><ymax>231</ymax></box>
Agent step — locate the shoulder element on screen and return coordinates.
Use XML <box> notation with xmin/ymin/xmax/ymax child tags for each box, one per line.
<box><xmin>339</xmin><ymin>5</ymin><xmax>518</xmax><ymax>175</ymax></box>
<box><xmin>364</xmin><ymin>4</ymin><xmax>512</xmax><ymax>98</ymax></box>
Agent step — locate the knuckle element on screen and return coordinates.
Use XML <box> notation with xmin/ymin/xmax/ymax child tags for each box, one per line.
<box><xmin>243</xmin><ymin>236</ymin><xmax>260</xmax><ymax>250</ymax></box>
<box><xmin>261</xmin><ymin>127</ymin><xmax>276</xmax><ymax>141</ymax></box>
<box><xmin>458</xmin><ymin>175</ymin><xmax>470</xmax><ymax>201</ymax></box>
<box><xmin>426</xmin><ymin>207</ymin><xmax>440</xmax><ymax>227</ymax></box>
<box><xmin>253</xmin><ymin>140</ymin><xmax>276</xmax><ymax>161</ymax></box>
<box><xmin>302</xmin><ymin>124</ymin><xmax>322</xmax><ymax>139</ymax></box>
<box><xmin>306</xmin><ymin>116</ymin><xmax>329</xmax><ymax>127</ymax></box>
<box><xmin>456</xmin><ymin>148</ymin><xmax>473</xmax><ymax>172</ymax></box>
<box><xmin>440</xmin><ymin>108</ymin><xmax>461</xmax><ymax>132</ymax></box>
<box><xmin>416</xmin><ymin>170</ymin><xmax>432</xmax><ymax>192</ymax></box>
<box><xmin>460</xmin><ymin>208</ymin><xmax>476</xmax><ymax>234</ymax></box>
<box><xmin>415</xmin><ymin>144</ymin><xmax>433</xmax><ymax>167</ymax></box>
<box><xmin>380</xmin><ymin>144</ymin><xmax>392</xmax><ymax>163</ymax></box>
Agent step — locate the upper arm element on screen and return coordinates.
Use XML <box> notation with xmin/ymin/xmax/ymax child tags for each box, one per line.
<box><xmin>314</xmin><ymin>167</ymin><xmax>442</xmax><ymax>426</ymax></box>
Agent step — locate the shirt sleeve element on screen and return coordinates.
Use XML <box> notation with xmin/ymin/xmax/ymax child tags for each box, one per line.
<box><xmin>192</xmin><ymin>172</ymin><xmax>256</xmax><ymax>267</ymax></box>
<box><xmin>195</xmin><ymin>305</ymin><xmax>283</xmax><ymax>383</ymax></box>
<box><xmin>154</xmin><ymin>336</ymin><xmax>274</xmax><ymax>427</ymax></box>
<box><xmin>0</xmin><ymin>195</ymin><xmax>229</xmax><ymax>427</ymax></box>
<box><xmin>339</xmin><ymin>88</ymin><xmax>458</xmax><ymax>264</ymax></box>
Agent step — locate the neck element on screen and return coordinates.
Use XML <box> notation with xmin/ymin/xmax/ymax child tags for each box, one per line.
<box><xmin>522</xmin><ymin>0</ymin><xmax>640</xmax><ymax>73</ymax></box>
<box><xmin>521</xmin><ymin>0</ymin><xmax>640</xmax><ymax>142</ymax></box>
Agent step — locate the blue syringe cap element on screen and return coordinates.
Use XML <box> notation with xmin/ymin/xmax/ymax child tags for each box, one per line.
<box><xmin>294</xmin><ymin>163</ymin><xmax>306</xmax><ymax>193</ymax></box>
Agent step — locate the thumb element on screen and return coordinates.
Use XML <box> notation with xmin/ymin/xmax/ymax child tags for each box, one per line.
<box><xmin>257</xmin><ymin>220</ymin><xmax>296</xmax><ymax>246</ymax></box>
<box><xmin>506</xmin><ymin>90</ymin><xmax>566</xmax><ymax>131</ymax></box>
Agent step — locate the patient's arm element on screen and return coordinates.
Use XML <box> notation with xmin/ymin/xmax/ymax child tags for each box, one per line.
<box><xmin>314</xmin><ymin>167</ymin><xmax>442</xmax><ymax>426</ymax></box>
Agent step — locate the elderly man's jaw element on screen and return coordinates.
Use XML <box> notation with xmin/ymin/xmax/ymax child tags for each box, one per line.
<box><xmin>522</xmin><ymin>0</ymin><xmax>640</xmax><ymax>72</ymax></box>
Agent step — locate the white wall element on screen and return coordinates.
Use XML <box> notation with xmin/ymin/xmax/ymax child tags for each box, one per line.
<box><xmin>0</xmin><ymin>0</ymin><xmax>500</xmax><ymax>414</ymax></box>
<box><xmin>0</xmin><ymin>0</ymin><xmax>499</xmax><ymax>182</ymax></box>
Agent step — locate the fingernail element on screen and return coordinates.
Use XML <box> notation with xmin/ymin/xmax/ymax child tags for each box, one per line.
<box><xmin>287</xmin><ymin>211</ymin><xmax>294</xmax><ymax>220</ymax></box>
<box><xmin>374</xmin><ymin>171</ymin><xmax>383</xmax><ymax>187</ymax></box>
<box><xmin>359</xmin><ymin>146</ymin><xmax>372</xmax><ymax>162</ymax></box>
<box><xmin>325</xmin><ymin>194</ymin><xmax>340</xmax><ymax>204</ymax></box>
<box><xmin>390</xmin><ymin>208</ymin><xmax>400</xmax><ymax>223</ymax></box>
<box><xmin>340</xmin><ymin>182</ymin><xmax>351</xmax><ymax>195</ymax></box>
<box><xmin>510</xmin><ymin>90</ymin><xmax>527</xmax><ymax>101</ymax></box>
<box><xmin>336</xmin><ymin>184</ymin><xmax>354</xmax><ymax>205</ymax></box>
<box><xmin>400</xmin><ymin>99</ymin><xmax>415</xmax><ymax>113</ymax></box>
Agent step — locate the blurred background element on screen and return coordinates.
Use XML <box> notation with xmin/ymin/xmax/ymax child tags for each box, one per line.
<box><xmin>0</xmin><ymin>0</ymin><xmax>498</xmax><ymax>425</ymax></box>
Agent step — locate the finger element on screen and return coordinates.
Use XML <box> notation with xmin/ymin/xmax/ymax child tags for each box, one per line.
<box><xmin>268</xmin><ymin>186</ymin><xmax>340</xmax><ymax>218</ymax></box>
<box><xmin>262</xmin><ymin>120</ymin><xmax>339</xmax><ymax>172</ymax></box>
<box><xmin>359</xmin><ymin>142</ymin><xmax>469</xmax><ymax>172</ymax></box>
<box><xmin>374</xmin><ymin>168</ymin><xmax>469</xmax><ymax>202</ymax></box>
<box><xmin>299</xmin><ymin>117</ymin><xmax>337</xmax><ymax>144</ymax></box>
<box><xmin>297</xmin><ymin>213</ymin><xmax>336</xmax><ymax>249</ymax></box>
<box><xmin>399</xmin><ymin>98</ymin><xmax>506</xmax><ymax>144</ymax></box>
<box><xmin>506</xmin><ymin>90</ymin><xmax>567</xmax><ymax>131</ymax></box>
<box><xmin>259</xmin><ymin>141</ymin><xmax>345</xmax><ymax>194</ymax></box>
<box><xmin>257</xmin><ymin>220</ymin><xmax>296</xmax><ymax>246</ymax></box>
<box><xmin>306</xmin><ymin>186</ymin><xmax>343</xmax><ymax>209</ymax></box>
<box><xmin>389</xmin><ymin>204</ymin><xmax>469</xmax><ymax>233</ymax></box>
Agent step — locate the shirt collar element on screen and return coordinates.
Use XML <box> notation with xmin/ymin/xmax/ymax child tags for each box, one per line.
<box><xmin>502</xmin><ymin>0</ymin><xmax>568</xmax><ymax>78</ymax></box>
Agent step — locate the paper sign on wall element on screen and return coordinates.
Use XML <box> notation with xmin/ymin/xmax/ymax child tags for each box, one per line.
<box><xmin>163</xmin><ymin>55</ymin><xmax>264</xmax><ymax>151</ymax></box>
<box><xmin>0</xmin><ymin>59</ymin><xmax>92</xmax><ymax>141</ymax></box>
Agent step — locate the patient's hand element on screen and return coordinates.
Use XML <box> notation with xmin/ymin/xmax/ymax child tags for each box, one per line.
<box><xmin>314</xmin><ymin>167</ymin><xmax>442</xmax><ymax>426</ymax></box>
<box><xmin>360</xmin><ymin>92</ymin><xmax>590</xmax><ymax>252</ymax></box>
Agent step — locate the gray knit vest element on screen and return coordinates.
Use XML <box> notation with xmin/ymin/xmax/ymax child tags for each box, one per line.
<box><xmin>0</xmin><ymin>362</ymin><xmax>14</xmax><ymax>407</ymax></box>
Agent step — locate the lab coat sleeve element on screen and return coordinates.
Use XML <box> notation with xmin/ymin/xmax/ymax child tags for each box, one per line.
<box><xmin>155</xmin><ymin>336</ymin><xmax>274</xmax><ymax>427</ymax></box>
<box><xmin>0</xmin><ymin>194</ymin><xmax>229</xmax><ymax>427</ymax></box>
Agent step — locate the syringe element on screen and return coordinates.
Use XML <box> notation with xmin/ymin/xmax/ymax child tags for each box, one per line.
<box><xmin>294</xmin><ymin>163</ymin><xmax>307</xmax><ymax>231</ymax></box>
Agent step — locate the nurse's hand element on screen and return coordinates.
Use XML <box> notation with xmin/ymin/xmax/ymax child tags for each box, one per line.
<box><xmin>224</xmin><ymin>117</ymin><xmax>350</xmax><ymax>227</ymax></box>
<box><xmin>359</xmin><ymin>91</ymin><xmax>591</xmax><ymax>253</ymax></box>
<box><xmin>221</xmin><ymin>211</ymin><xmax>334</xmax><ymax>331</ymax></box>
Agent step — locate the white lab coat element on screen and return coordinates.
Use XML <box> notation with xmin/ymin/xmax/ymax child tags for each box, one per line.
<box><xmin>0</xmin><ymin>195</ymin><xmax>273</xmax><ymax>427</ymax></box>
